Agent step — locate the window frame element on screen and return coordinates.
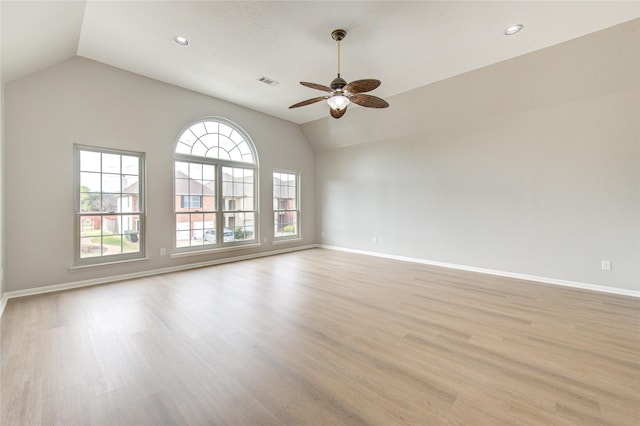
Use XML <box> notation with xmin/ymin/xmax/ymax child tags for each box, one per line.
<box><xmin>272</xmin><ymin>170</ymin><xmax>300</xmax><ymax>242</ymax></box>
<box><xmin>173</xmin><ymin>117</ymin><xmax>259</xmax><ymax>253</ymax></box>
<box><xmin>74</xmin><ymin>144</ymin><xmax>146</xmax><ymax>266</ymax></box>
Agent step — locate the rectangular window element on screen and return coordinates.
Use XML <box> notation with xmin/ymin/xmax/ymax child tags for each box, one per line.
<box><xmin>174</xmin><ymin>161</ymin><xmax>257</xmax><ymax>249</ymax></box>
<box><xmin>222</xmin><ymin>166</ymin><xmax>256</xmax><ymax>243</ymax></box>
<box><xmin>273</xmin><ymin>171</ymin><xmax>299</xmax><ymax>239</ymax></box>
<box><xmin>175</xmin><ymin>161</ymin><xmax>216</xmax><ymax>247</ymax></box>
<box><xmin>77</xmin><ymin>146</ymin><xmax>145</xmax><ymax>264</ymax></box>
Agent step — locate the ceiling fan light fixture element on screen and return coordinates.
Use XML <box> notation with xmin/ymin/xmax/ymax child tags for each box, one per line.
<box><xmin>327</xmin><ymin>95</ymin><xmax>350</xmax><ymax>111</ymax></box>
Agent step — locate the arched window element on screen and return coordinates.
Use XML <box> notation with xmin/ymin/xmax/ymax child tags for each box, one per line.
<box><xmin>174</xmin><ymin>118</ymin><xmax>258</xmax><ymax>250</ymax></box>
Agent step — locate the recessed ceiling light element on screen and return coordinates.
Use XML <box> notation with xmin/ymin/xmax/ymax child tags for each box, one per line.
<box><xmin>174</xmin><ymin>36</ymin><xmax>189</xmax><ymax>46</ymax></box>
<box><xmin>504</xmin><ymin>24</ymin><xmax>524</xmax><ymax>36</ymax></box>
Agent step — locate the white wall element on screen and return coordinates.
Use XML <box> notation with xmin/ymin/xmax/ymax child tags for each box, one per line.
<box><xmin>311</xmin><ymin>20</ymin><xmax>639</xmax><ymax>292</ymax></box>
<box><xmin>4</xmin><ymin>57</ymin><xmax>315</xmax><ymax>292</ymax></box>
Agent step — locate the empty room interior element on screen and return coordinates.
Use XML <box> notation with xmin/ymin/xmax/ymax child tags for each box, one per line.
<box><xmin>1</xmin><ymin>1</ymin><xmax>639</xmax><ymax>425</ymax></box>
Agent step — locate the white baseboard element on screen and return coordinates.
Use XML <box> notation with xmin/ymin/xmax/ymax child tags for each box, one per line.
<box><xmin>1</xmin><ymin>244</ymin><xmax>320</xmax><ymax>309</ymax></box>
<box><xmin>321</xmin><ymin>245</ymin><xmax>640</xmax><ymax>298</ymax></box>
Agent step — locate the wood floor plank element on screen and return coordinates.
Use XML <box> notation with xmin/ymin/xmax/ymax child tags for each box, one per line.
<box><xmin>1</xmin><ymin>248</ymin><xmax>639</xmax><ymax>425</ymax></box>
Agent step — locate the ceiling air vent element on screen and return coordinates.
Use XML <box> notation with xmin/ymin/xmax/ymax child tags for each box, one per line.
<box><xmin>258</xmin><ymin>76</ymin><xmax>279</xmax><ymax>87</ymax></box>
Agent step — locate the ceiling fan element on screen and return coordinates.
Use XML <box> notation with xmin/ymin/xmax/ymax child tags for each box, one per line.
<box><xmin>289</xmin><ymin>29</ymin><xmax>389</xmax><ymax>119</ymax></box>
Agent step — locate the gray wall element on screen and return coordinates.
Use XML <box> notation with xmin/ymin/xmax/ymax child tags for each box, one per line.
<box><xmin>4</xmin><ymin>57</ymin><xmax>315</xmax><ymax>292</ymax></box>
<box><xmin>3</xmin><ymin>20</ymin><xmax>639</xmax><ymax>295</ymax></box>
<box><xmin>310</xmin><ymin>20</ymin><xmax>639</xmax><ymax>291</ymax></box>
<box><xmin>1</xmin><ymin>58</ymin><xmax>4</xmax><ymax>300</ymax></box>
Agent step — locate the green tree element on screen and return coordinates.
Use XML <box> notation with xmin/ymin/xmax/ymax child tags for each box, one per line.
<box><xmin>80</xmin><ymin>186</ymin><xmax>101</xmax><ymax>212</ymax></box>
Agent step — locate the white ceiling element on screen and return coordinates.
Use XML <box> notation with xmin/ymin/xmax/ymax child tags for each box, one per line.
<box><xmin>2</xmin><ymin>1</ymin><xmax>639</xmax><ymax>124</ymax></box>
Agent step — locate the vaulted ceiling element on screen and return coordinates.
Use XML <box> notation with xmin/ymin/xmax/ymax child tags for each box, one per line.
<box><xmin>2</xmin><ymin>1</ymin><xmax>638</xmax><ymax>124</ymax></box>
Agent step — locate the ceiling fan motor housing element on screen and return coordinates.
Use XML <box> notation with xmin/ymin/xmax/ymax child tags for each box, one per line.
<box><xmin>330</xmin><ymin>76</ymin><xmax>347</xmax><ymax>90</ymax></box>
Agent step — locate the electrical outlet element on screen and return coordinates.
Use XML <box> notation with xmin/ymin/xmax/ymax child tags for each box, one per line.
<box><xmin>160</xmin><ymin>248</ymin><xmax>166</xmax><ymax>256</ymax></box>
<box><xmin>601</xmin><ymin>260</ymin><xmax>611</xmax><ymax>271</ymax></box>
<box><xmin>372</xmin><ymin>236</ymin><xmax>377</xmax><ymax>243</ymax></box>
<box><xmin>322</xmin><ymin>232</ymin><xmax>325</xmax><ymax>238</ymax></box>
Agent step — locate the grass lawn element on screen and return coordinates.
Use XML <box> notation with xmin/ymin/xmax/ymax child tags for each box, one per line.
<box><xmin>83</xmin><ymin>230</ymin><xmax>139</xmax><ymax>251</ymax></box>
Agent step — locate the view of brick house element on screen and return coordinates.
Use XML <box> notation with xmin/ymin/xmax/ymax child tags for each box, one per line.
<box><xmin>272</xmin><ymin>173</ymin><xmax>297</xmax><ymax>237</ymax></box>
<box><xmin>174</xmin><ymin>169</ymin><xmax>255</xmax><ymax>246</ymax></box>
<box><xmin>79</xmin><ymin>174</ymin><xmax>141</xmax><ymax>257</ymax></box>
<box><xmin>274</xmin><ymin>195</ymin><xmax>296</xmax><ymax>233</ymax></box>
<box><xmin>118</xmin><ymin>179</ymin><xmax>141</xmax><ymax>235</ymax></box>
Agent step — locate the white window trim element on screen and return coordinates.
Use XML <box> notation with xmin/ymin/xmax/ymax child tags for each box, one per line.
<box><xmin>69</xmin><ymin>256</ymin><xmax>150</xmax><ymax>270</ymax></box>
<box><xmin>271</xmin><ymin>237</ymin><xmax>303</xmax><ymax>246</ymax></box>
<box><xmin>169</xmin><ymin>242</ymin><xmax>263</xmax><ymax>259</ymax></box>
<box><xmin>74</xmin><ymin>144</ymin><xmax>146</xmax><ymax>266</ymax></box>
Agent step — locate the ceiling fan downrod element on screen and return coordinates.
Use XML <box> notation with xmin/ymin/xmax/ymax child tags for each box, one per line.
<box><xmin>331</xmin><ymin>29</ymin><xmax>346</xmax><ymax>80</ymax></box>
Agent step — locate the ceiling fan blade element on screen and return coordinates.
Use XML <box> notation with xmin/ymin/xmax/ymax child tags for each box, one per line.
<box><xmin>344</xmin><ymin>79</ymin><xmax>381</xmax><ymax>94</ymax></box>
<box><xmin>351</xmin><ymin>94</ymin><xmax>389</xmax><ymax>108</ymax></box>
<box><xmin>289</xmin><ymin>96</ymin><xmax>328</xmax><ymax>109</ymax></box>
<box><xmin>300</xmin><ymin>82</ymin><xmax>333</xmax><ymax>92</ymax></box>
<box><xmin>330</xmin><ymin>107</ymin><xmax>347</xmax><ymax>119</ymax></box>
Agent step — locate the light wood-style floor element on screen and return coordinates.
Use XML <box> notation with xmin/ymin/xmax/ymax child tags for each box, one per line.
<box><xmin>2</xmin><ymin>248</ymin><xmax>639</xmax><ymax>425</ymax></box>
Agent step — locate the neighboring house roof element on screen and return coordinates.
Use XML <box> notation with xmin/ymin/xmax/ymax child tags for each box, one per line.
<box><xmin>175</xmin><ymin>171</ymin><xmax>213</xmax><ymax>196</ymax></box>
<box><xmin>273</xmin><ymin>177</ymin><xmax>295</xmax><ymax>199</ymax></box>
<box><xmin>122</xmin><ymin>181</ymin><xmax>139</xmax><ymax>195</ymax></box>
<box><xmin>175</xmin><ymin>170</ymin><xmax>252</xmax><ymax>197</ymax></box>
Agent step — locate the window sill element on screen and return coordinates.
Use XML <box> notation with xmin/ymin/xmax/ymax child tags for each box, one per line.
<box><xmin>170</xmin><ymin>242</ymin><xmax>262</xmax><ymax>259</ymax></box>
<box><xmin>272</xmin><ymin>237</ymin><xmax>303</xmax><ymax>246</ymax></box>
<box><xmin>70</xmin><ymin>256</ymin><xmax>150</xmax><ymax>271</ymax></box>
